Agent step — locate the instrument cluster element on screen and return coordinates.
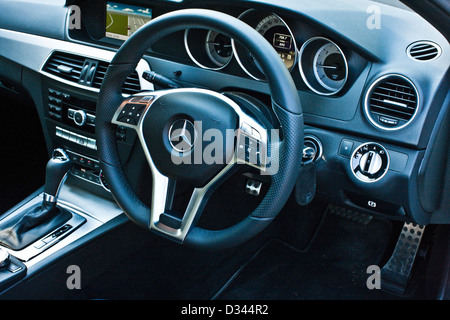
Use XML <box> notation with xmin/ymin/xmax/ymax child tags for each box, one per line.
<box><xmin>184</xmin><ymin>8</ymin><xmax>350</xmax><ymax>96</ymax></box>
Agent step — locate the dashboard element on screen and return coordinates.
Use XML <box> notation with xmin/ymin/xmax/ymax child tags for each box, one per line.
<box><xmin>0</xmin><ymin>0</ymin><xmax>449</xmax><ymax>227</ymax></box>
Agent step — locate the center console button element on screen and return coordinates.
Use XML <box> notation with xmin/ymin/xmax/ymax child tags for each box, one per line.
<box><xmin>73</xmin><ymin>110</ymin><xmax>87</xmax><ymax>126</ymax></box>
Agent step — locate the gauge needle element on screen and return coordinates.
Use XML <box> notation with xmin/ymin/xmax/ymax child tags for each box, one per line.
<box><xmin>316</xmin><ymin>64</ymin><xmax>338</xmax><ymax>69</ymax></box>
<box><xmin>207</xmin><ymin>42</ymin><xmax>232</xmax><ymax>47</ymax></box>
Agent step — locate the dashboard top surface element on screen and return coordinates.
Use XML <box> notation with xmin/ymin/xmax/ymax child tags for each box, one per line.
<box><xmin>0</xmin><ymin>0</ymin><xmax>448</xmax><ymax>150</ymax></box>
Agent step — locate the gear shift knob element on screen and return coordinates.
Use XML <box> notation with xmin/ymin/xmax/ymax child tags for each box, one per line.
<box><xmin>43</xmin><ymin>149</ymin><xmax>72</xmax><ymax>203</ymax></box>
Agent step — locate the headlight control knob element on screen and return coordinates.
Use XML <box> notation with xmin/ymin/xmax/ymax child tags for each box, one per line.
<box><xmin>350</xmin><ymin>142</ymin><xmax>389</xmax><ymax>183</ymax></box>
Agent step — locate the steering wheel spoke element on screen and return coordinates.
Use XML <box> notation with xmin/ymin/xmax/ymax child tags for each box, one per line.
<box><xmin>151</xmin><ymin>161</ymin><xmax>237</xmax><ymax>242</ymax></box>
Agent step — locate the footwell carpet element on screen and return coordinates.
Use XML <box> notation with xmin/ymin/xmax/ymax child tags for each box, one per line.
<box><xmin>216</xmin><ymin>213</ymin><xmax>399</xmax><ymax>300</ymax></box>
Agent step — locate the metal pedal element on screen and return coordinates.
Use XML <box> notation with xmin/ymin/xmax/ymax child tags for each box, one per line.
<box><xmin>381</xmin><ymin>222</ymin><xmax>425</xmax><ymax>295</ymax></box>
<box><xmin>245</xmin><ymin>179</ymin><xmax>262</xmax><ymax>196</ymax></box>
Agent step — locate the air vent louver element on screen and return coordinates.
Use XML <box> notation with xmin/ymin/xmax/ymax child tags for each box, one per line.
<box><xmin>92</xmin><ymin>62</ymin><xmax>141</xmax><ymax>94</ymax></box>
<box><xmin>42</xmin><ymin>52</ymin><xmax>84</xmax><ymax>83</ymax></box>
<box><xmin>42</xmin><ymin>51</ymin><xmax>141</xmax><ymax>94</ymax></box>
<box><xmin>407</xmin><ymin>41</ymin><xmax>441</xmax><ymax>61</ymax></box>
<box><xmin>365</xmin><ymin>75</ymin><xmax>419</xmax><ymax>130</ymax></box>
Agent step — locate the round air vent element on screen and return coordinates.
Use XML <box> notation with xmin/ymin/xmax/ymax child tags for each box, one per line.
<box><xmin>407</xmin><ymin>41</ymin><xmax>441</xmax><ymax>61</ymax></box>
<box><xmin>364</xmin><ymin>74</ymin><xmax>419</xmax><ymax>130</ymax></box>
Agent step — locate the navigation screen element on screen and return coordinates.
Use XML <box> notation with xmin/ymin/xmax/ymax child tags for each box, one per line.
<box><xmin>106</xmin><ymin>2</ymin><xmax>152</xmax><ymax>40</ymax></box>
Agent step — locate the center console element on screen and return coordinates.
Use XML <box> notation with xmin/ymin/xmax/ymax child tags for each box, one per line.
<box><xmin>0</xmin><ymin>148</ymin><xmax>108</xmax><ymax>292</ymax></box>
<box><xmin>0</xmin><ymin>47</ymin><xmax>153</xmax><ymax>293</ymax></box>
<box><xmin>44</xmin><ymin>82</ymin><xmax>138</xmax><ymax>198</ymax></box>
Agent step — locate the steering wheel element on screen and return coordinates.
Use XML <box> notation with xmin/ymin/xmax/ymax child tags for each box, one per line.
<box><xmin>96</xmin><ymin>9</ymin><xmax>304</xmax><ymax>251</ymax></box>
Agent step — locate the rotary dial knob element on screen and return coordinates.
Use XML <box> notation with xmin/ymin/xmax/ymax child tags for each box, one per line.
<box><xmin>351</xmin><ymin>142</ymin><xmax>389</xmax><ymax>183</ymax></box>
<box><xmin>73</xmin><ymin>110</ymin><xmax>87</xmax><ymax>126</ymax></box>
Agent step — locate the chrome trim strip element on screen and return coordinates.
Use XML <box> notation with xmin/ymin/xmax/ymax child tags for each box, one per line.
<box><xmin>363</xmin><ymin>74</ymin><xmax>420</xmax><ymax>131</ymax></box>
<box><xmin>383</xmin><ymin>99</ymin><xmax>408</xmax><ymax>108</ymax></box>
<box><xmin>43</xmin><ymin>193</ymin><xmax>56</xmax><ymax>203</ymax></box>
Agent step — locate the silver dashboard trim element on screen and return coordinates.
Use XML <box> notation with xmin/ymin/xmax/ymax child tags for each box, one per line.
<box><xmin>0</xmin><ymin>28</ymin><xmax>153</xmax><ymax>94</ymax></box>
<box><xmin>39</xmin><ymin>49</ymin><xmax>153</xmax><ymax>94</ymax></box>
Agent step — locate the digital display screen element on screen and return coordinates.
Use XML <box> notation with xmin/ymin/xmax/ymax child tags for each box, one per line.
<box><xmin>273</xmin><ymin>33</ymin><xmax>292</xmax><ymax>50</ymax></box>
<box><xmin>106</xmin><ymin>2</ymin><xmax>152</xmax><ymax>40</ymax></box>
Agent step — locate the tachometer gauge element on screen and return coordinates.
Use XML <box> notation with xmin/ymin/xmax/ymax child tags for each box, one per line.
<box><xmin>185</xmin><ymin>29</ymin><xmax>233</xmax><ymax>70</ymax></box>
<box><xmin>232</xmin><ymin>10</ymin><xmax>298</xmax><ymax>81</ymax></box>
<box><xmin>205</xmin><ymin>30</ymin><xmax>233</xmax><ymax>68</ymax></box>
<box><xmin>313</xmin><ymin>42</ymin><xmax>347</xmax><ymax>92</ymax></box>
<box><xmin>299</xmin><ymin>37</ymin><xmax>348</xmax><ymax>95</ymax></box>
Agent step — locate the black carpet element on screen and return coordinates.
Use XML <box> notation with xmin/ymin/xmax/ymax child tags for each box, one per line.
<box><xmin>216</xmin><ymin>212</ymin><xmax>401</xmax><ymax>300</ymax></box>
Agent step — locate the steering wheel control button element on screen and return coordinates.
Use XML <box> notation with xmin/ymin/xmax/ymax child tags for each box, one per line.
<box><xmin>117</xmin><ymin>103</ymin><xmax>145</xmax><ymax>125</ymax></box>
<box><xmin>139</xmin><ymin>96</ymin><xmax>154</xmax><ymax>103</ymax></box>
<box><xmin>237</xmin><ymin>134</ymin><xmax>261</xmax><ymax>166</ymax></box>
<box><xmin>350</xmin><ymin>142</ymin><xmax>389</xmax><ymax>183</ymax></box>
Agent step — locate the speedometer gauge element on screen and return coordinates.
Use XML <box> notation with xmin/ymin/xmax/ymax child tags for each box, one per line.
<box><xmin>232</xmin><ymin>10</ymin><xmax>298</xmax><ymax>81</ymax></box>
<box><xmin>254</xmin><ymin>15</ymin><xmax>296</xmax><ymax>71</ymax></box>
<box><xmin>299</xmin><ymin>37</ymin><xmax>348</xmax><ymax>96</ymax></box>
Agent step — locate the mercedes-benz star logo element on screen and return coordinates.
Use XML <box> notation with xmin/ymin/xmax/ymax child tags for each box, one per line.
<box><xmin>169</xmin><ymin>119</ymin><xmax>196</xmax><ymax>153</ymax></box>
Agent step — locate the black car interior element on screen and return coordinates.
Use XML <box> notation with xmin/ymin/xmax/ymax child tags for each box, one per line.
<box><xmin>0</xmin><ymin>0</ymin><xmax>448</xmax><ymax>300</ymax></box>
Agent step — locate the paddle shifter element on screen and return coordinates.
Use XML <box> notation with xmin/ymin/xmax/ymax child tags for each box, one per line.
<box><xmin>0</xmin><ymin>149</ymin><xmax>73</xmax><ymax>251</ymax></box>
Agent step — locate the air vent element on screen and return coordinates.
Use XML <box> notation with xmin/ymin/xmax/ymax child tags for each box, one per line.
<box><xmin>42</xmin><ymin>51</ymin><xmax>141</xmax><ymax>94</ymax></box>
<box><xmin>92</xmin><ymin>62</ymin><xmax>141</xmax><ymax>94</ymax></box>
<box><xmin>42</xmin><ymin>52</ymin><xmax>84</xmax><ymax>83</ymax></box>
<box><xmin>364</xmin><ymin>74</ymin><xmax>419</xmax><ymax>130</ymax></box>
<box><xmin>407</xmin><ymin>41</ymin><xmax>441</xmax><ymax>61</ymax></box>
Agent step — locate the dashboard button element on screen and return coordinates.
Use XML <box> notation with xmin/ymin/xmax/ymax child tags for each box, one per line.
<box><xmin>339</xmin><ymin>139</ymin><xmax>354</xmax><ymax>157</ymax></box>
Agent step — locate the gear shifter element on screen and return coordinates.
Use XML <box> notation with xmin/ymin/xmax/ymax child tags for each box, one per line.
<box><xmin>0</xmin><ymin>149</ymin><xmax>73</xmax><ymax>251</ymax></box>
<box><xmin>43</xmin><ymin>148</ymin><xmax>72</xmax><ymax>203</ymax></box>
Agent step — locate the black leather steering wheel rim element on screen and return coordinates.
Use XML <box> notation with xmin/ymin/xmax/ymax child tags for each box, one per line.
<box><xmin>96</xmin><ymin>9</ymin><xmax>304</xmax><ymax>250</ymax></box>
